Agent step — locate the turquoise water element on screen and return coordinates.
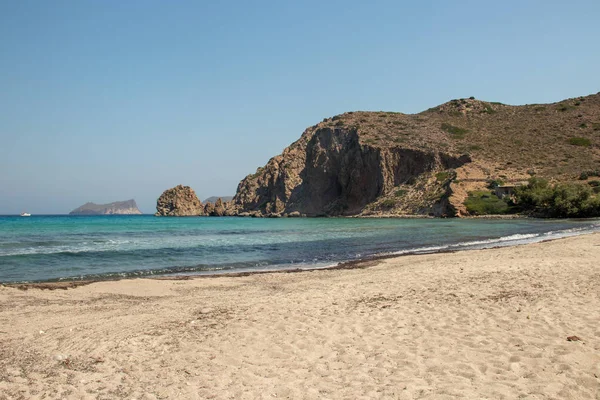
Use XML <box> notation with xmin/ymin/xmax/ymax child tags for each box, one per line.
<box><xmin>0</xmin><ymin>215</ymin><xmax>598</xmax><ymax>283</ymax></box>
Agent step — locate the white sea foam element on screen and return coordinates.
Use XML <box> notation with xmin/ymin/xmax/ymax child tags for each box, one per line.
<box><xmin>389</xmin><ymin>224</ymin><xmax>600</xmax><ymax>256</ymax></box>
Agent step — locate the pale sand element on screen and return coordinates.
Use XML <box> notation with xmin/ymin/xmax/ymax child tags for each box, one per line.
<box><xmin>1</xmin><ymin>234</ymin><xmax>600</xmax><ymax>400</ymax></box>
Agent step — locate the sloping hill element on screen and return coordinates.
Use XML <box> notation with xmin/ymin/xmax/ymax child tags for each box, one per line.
<box><xmin>232</xmin><ymin>92</ymin><xmax>600</xmax><ymax>217</ymax></box>
<box><xmin>203</xmin><ymin>196</ymin><xmax>233</xmax><ymax>204</ymax></box>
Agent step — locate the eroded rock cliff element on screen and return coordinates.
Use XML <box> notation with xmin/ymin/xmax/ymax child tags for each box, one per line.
<box><xmin>233</xmin><ymin>126</ymin><xmax>470</xmax><ymax>217</ymax></box>
<box><xmin>155</xmin><ymin>185</ymin><xmax>204</xmax><ymax>216</ymax></box>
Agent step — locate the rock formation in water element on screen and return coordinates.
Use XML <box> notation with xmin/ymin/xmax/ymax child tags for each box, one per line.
<box><xmin>203</xmin><ymin>201</ymin><xmax>215</xmax><ymax>216</ymax></box>
<box><xmin>155</xmin><ymin>185</ymin><xmax>204</xmax><ymax>216</ymax></box>
<box><xmin>203</xmin><ymin>198</ymin><xmax>237</xmax><ymax>216</ymax></box>
<box><xmin>212</xmin><ymin>198</ymin><xmax>226</xmax><ymax>216</ymax></box>
<box><xmin>232</xmin><ymin>93</ymin><xmax>600</xmax><ymax>217</ymax></box>
<box><xmin>69</xmin><ymin>200</ymin><xmax>143</xmax><ymax>215</ymax></box>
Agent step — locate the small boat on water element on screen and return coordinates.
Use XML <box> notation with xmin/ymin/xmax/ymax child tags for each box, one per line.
<box><xmin>20</xmin><ymin>212</ymin><xmax>31</xmax><ymax>217</ymax></box>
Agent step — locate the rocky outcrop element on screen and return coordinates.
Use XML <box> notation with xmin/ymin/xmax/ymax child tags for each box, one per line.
<box><xmin>203</xmin><ymin>202</ymin><xmax>215</xmax><ymax>216</ymax></box>
<box><xmin>203</xmin><ymin>198</ymin><xmax>237</xmax><ymax>216</ymax></box>
<box><xmin>212</xmin><ymin>198</ymin><xmax>226</xmax><ymax>216</ymax></box>
<box><xmin>69</xmin><ymin>200</ymin><xmax>142</xmax><ymax>215</ymax></box>
<box><xmin>155</xmin><ymin>185</ymin><xmax>204</xmax><ymax>216</ymax></box>
<box><xmin>233</xmin><ymin>126</ymin><xmax>470</xmax><ymax>217</ymax></box>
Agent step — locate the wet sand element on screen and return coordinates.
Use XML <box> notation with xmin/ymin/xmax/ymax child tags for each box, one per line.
<box><xmin>1</xmin><ymin>233</ymin><xmax>599</xmax><ymax>399</ymax></box>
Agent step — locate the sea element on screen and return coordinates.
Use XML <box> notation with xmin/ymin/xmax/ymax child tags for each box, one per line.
<box><xmin>0</xmin><ymin>215</ymin><xmax>599</xmax><ymax>283</ymax></box>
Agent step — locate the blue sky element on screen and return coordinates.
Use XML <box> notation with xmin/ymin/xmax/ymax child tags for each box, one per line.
<box><xmin>1</xmin><ymin>0</ymin><xmax>599</xmax><ymax>214</ymax></box>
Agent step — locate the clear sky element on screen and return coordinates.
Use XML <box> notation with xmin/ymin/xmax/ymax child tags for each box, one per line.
<box><xmin>1</xmin><ymin>0</ymin><xmax>599</xmax><ymax>214</ymax></box>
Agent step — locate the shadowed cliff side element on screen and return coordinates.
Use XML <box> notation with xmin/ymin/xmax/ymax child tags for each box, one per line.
<box><xmin>233</xmin><ymin>126</ymin><xmax>470</xmax><ymax>217</ymax></box>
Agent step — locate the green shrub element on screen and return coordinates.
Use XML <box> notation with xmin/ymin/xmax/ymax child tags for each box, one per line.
<box><xmin>381</xmin><ymin>199</ymin><xmax>397</xmax><ymax>208</ymax></box>
<box><xmin>464</xmin><ymin>191</ymin><xmax>510</xmax><ymax>215</ymax></box>
<box><xmin>514</xmin><ymin>178</ymin><xmax>600</xmax><ymax>217</ymax></box>
<box><xmin>487</xmin><ymin>179</ymin><xmax>505</xmax><ymax>189</ymax></box>
<box><xmin>558</xmin><ymin>104</ymin><xmax>575</xmax><ymax>112</ymax></box>
<box><xmin>249</xmin><ymin>167</ymin><xmax>264</xmax><ymax>179</ymax></box>
<box><xmin>580</xmin><ymin>170</ymin><xmax>600</xmax><ymax>180</ymax></box>
<box><xmin>395</xmin><ymin>189</ymin><xmax>407</xmax><ymax>197</ymax></box>
<box><xmin>483</xmin><ymin>104</ymin><xmax>496</xmax><ymax>114</ymax></box>
<box><xmin>435</xmin><ymin>172</ymin><xmax>450</xmax><ymax>182</ymax></box>
<box><xmin>441</xmin><ymin>123</ymin><xmax>468</xmax><ymax>138</ymax></box>
<box><xmin>568</xmin><ymin>137</ymin><xmax>592</xmax><ymax>147</ymax></box>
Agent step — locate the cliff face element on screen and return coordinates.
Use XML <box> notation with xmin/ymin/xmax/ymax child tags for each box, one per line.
<box><xmin>233</xmin><ymin>93</ymin><xmax>600</xmax><ymax>217</ymax></box>
<box><xmin>69</xmin><ymin>200</ymin><xmax>142</xmax><ymax>215</ymax></box>
<box><xmin>155</xmin><ymin>185</ymin><xmax>204</xmax><ymax>216</ymax></box>
<box><xmin>233</xmin><ymin>126</ymin><xmax>470</xmax><ymax>216</ymax></box>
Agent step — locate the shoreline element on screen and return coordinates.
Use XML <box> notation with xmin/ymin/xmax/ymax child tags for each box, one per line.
<box><xmin>1</xmin><ymin>232</ymin><xmax>599</xmax><ymax>398</ymax></box>
<box><xmin>5</xmin><ymin>229</ymin><xmax>598</xmax><ymax>291</ymax></box>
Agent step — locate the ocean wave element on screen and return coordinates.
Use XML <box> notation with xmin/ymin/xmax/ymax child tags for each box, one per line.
<box><xmin>0</xmin><ymin>239</ymin><xmax>135</xmax><ymax>257</ymax></box>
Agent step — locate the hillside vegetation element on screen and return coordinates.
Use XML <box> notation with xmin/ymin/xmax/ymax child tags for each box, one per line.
<box><xmin>325</xmin><ymin>93</ymin><xmax>600</xmax><ymax>179</ymax></box>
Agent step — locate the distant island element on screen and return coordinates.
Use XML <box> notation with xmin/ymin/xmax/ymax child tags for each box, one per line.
<box><xmin>204</xmin><ymin>196</ymin><xmax>233</xmax><ymax>203</ymax></box>
<box><xmin>69</xmin><ymin>199</ymin><xmax>142</xmax><ymax>215</ymax></box>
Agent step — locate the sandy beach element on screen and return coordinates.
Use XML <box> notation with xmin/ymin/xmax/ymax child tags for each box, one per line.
<box><xmin>1</xmin><ymin>234</ymin><xmax>599</xmax><ymax>400</ymax></box>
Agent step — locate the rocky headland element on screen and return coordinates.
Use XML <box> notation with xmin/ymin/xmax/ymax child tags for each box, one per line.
<box><xmin>231</xmin><ymin>93</ymin><xmax>600</xmax><ymax>217</ymax></box>
<box><xmin>157</xmin><ymin>93</ymin><xmax>600</xmax><ymax>217</ymax></box>
<box><xmin>69</xmin><ymin>200</ymin><xmax>142</xmax><ymax>215</ymax></box>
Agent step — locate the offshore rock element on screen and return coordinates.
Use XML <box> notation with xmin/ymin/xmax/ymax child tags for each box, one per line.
<box><xmin>213</xmin><ymin>198</ymin><xmax>226</xmax><ymax>216</ymax></box>
<box><xmin>203</xmin><ymin>202</ymin><xmax>215</xmax><ymax>215</ymax></box>
<box><xmin>155</xmin><ymin>185</ymin><xmax>204</xmax><ymax>216</ymax></box>
<box><xmin>204</xmin><ymin>198</ymin><xmax>233</xmax><ymax>216</ymax></box>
